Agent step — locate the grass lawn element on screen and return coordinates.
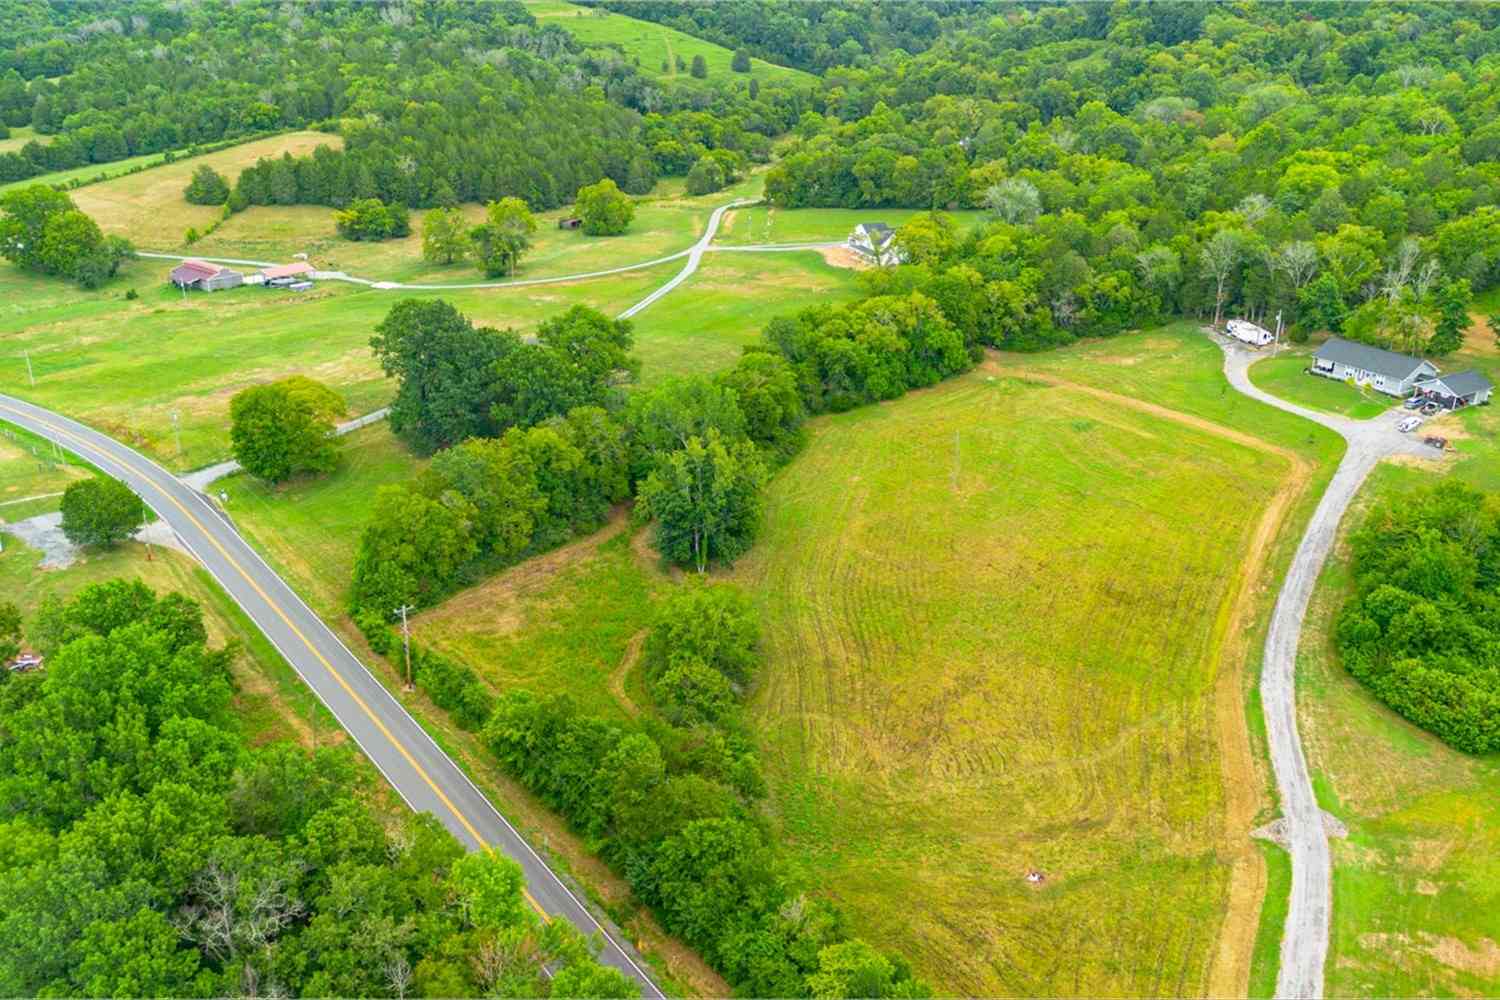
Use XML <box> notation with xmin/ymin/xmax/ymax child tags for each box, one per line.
<box><xmin>1</xmin><ymin>256</ymin><xmax>675</xmax><ymax>471</ymax></box>
<box><xmin>632</xmin><ymin>249</ymin><xmax>863</xmax><ymax>383</ymax></box>
<box><xmin>59</xmin><ymin>132</ymin><xmax>340</xmax><ymax>246</ymax></box>
<box><xmin>732</xmin><ymin>349</ymin><xmax>1301</xmax><ymax>996</ymax></box>
<box><xmin>1297</xmin><ymin>460</ymin><xmax>1500</xmax><ymax>996</ymax></box>
<box><xmin>1248</xmin><ymin>350</ymin><xmax>1392</xmax><ymax>420</ymax></box>
<box><xmin>527</xmin><ymin>0</ymin><xmax>813</xmax><ymax>85</ymax></box>
<box><xmin>218</xmin><ymin>423</ymin><xmax>427</xmax><ymax>616</ymax></box>
<box><xmin>0</xmin><ymin>423</ymin><xmax>90</xmax><ymax>518</ymax></box>
<box><xmin>716</xmin><ymin>205</ymin><xmax>986</xmax><ymax>246</ymax></box>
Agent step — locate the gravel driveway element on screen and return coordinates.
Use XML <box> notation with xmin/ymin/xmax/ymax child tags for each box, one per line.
<box><xmin>1217</xmin><ymin>335</ymin><xmax>1429</xmax><ymax>998</ymax></box>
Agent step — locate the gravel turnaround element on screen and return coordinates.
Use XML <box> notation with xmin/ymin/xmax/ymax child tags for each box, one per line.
<box><xmin>1217</xmin><ymin>335</ymin><xmax>1429</xmax><ymax>999</ymax></box>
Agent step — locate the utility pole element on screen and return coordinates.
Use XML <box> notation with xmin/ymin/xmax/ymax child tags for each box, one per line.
<box><xmin>394</xmin><ymin>604</ymin><xmax>414</xmax><ymax>692</ymax></box>
<box><xmin>170</xmin><ymin>410</ymin><xmax>182</xmax><ymax>458</ymax></box>
<box><xmin>1273</xmin><ymin>310</ymin><xmax>1284</xmax><ymax>357</ymax></box>
<box><xmin>23</xmin><ymin>350</ymin><xmax>34</xmax><ymax>386</ymax></box>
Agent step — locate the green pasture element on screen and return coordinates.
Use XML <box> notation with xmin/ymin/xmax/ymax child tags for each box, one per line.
<box><xmin>1248</xmin><ymin>350</ymin><xmax>1392</xmax><ymax>420</ymax></box>
<box><xmin>0</xmin><ymin>256</ymin><xmax>675</xmax><ymax>471</ymax></box>
<box><xmin>631</xmin><ymin>249</ymin><xmax>862</xmax><ymax>383</ymax></box>
<box><xmin>1297</xmin><ymin>462</ymin><xmax>1500</xmax><ymax>997</ymax></box>
<box><xmin>715</xmin><ymin>205</ymin><xmax>986</xmax><ymax>246</ymax></box>
<box><xmin>0</xmin><ymin>422</ymin><xmax>89</xmax><ymax>519</ymax></box>
<box><xmin>187</xmin><ymin>173</ymin><xmax>761</xmax><ymax>285</ymax></box>
<box><xmin>733</xmin><ymin>356</ymin><xmax>1294</xmax><ymax>996</ymax></box>
<box><xmin>527</xmin><ymin>0</ymin><xmax>813</xmax><ymax>85</ymax></box>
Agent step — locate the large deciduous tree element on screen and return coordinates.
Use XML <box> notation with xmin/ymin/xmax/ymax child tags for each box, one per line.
<box><xmin>469</xmin><ymin>197</ymin><xmax>537</xmax><ymax>277</ymax></box>
<box><xmin>370</xmin><ymin>299</ymin><xmax>512</xmax><ymax>453</ymax></box>
<box><xmin>59</xmin><ymin>476</ymin><xmax>144</xmax><ymax>548</ymax></box>
<box><xmin>421</xmin><ymin>207</ymin><xmax>471</xmax><ymax>265</ymax></box>
<box><xmin>183</xmin><ymin>165</ymin><xmax>230</xmax><ymax>206</ymax></box>
<box><xmin>229</xmin><ymin>376</ymin><xmax>345</xmax><ymax>483</ymax></box>
<box><xmin>637</xmin><ymin>428</ymin><xmax>766</xmax><ymax>572</ymax></box>
<box><xmin>574</xmin><ymin>177</ymin><xmax>634</xmax><ymax>236</ymax></box>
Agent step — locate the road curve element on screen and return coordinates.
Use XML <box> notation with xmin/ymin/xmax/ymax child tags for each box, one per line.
<box><xmin>617</xmin><ymin>199</ymin><xmax>755</xmax><ymax>319</ymax></box>
<box><xmin>0</xmin><ymin>394</ymin><xmax>663</xmax><ymax>998</ymax></box>
<box><xmin>1214</xmin><ymin>335</ymin><xmax>1428</xmax><ymax>999</ymax></box>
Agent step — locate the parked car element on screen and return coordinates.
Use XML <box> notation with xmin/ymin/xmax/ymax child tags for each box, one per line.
<box><xmin>1398</xmin><ymin>415</ymin><xmax>1423</xmax><ymax>433</ymax></box>
<box><xmin>1403</xmin><ymin>395</ymin><xmax>1424</xmax><ymax>410</ymax></box>
<box><xmin>1421</xmin><ymin>402</ymin><xmax>1441</xmax><ymax>415</ymax></box>
<box><xmin>1423</xmin><ymin>436</ymin><xmax>1448</xmax><ymax>451</ymax></box>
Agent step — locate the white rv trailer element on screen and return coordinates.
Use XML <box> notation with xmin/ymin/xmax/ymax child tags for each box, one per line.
<box><xmin>1226</xmin><ymin>318</ymin><xmax>1274</xmax><ymax>347</ymax></box>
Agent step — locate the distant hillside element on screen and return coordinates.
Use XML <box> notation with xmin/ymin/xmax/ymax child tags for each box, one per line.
<box><xmin>530</xmin><ymin>0</ymin><xmax>814</xmax><ymax>84</ymax></box>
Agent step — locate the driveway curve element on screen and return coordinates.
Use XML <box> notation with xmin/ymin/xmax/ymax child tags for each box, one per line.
<box><xmin>1214</xmin><ymin>334</ymin><xmax>1429</xmax><ymax>999</ymax></box>
<box><xmin>135</xmin><ymin>197</ymin><xmax>843</xmax><ymax>299</ymax></box>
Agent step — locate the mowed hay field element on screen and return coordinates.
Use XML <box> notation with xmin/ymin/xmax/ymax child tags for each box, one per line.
<box><xmin>734</xmin><ymin>360</ymin><xmax>1298</xmax><ymax>996</ymax></box>
<box><xmin>68</xmin><ymin>131</ymin><xmax>339</xmax><ymax>245</ymax></box>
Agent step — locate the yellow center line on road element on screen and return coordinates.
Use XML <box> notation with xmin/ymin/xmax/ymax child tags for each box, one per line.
<box><xmin>1</xmin><ymin>403</ymin><xmax>551</xmax><ymax>924</ymax></box>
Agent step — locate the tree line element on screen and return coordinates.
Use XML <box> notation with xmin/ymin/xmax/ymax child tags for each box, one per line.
<box><xmin>0</xmin><ymin>581</ymin><xmax>636</xmax><ymax>998</ymax></box>
<box><xmin>1336</xmin><ymin>482</ymin><xmax>1500</xmax><ymax>755</ymax></box>
<box><xmin>360</xmin><ymin>576</ymin><xmax>929</xmax><ymax>999</ymax></box>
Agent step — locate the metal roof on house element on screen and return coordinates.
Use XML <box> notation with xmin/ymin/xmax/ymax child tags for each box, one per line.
<box><xmin>1313</xmin><ymin>336</ymin><xmax>1434</xmax><ymax>381</ymax></box>
<box><xmin>260</xmin><ymin>262</ymin><xmax>315</xmax><ymax>279</ymax></box>
<box><xmin>1419</xmin><ymin>369</ymin><xmax>1493</xmax><ymax>397</ymax></box>
<box><xmin>170</xmin><ymin>259</ymin><xmax>220</xmax><ymax>281</ymax></box>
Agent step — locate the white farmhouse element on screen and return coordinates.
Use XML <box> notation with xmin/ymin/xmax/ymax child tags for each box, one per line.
<box><xmin>848</xmin><ymin>222</ymin><xmax>905</xmax><ymax>266</ymax></box>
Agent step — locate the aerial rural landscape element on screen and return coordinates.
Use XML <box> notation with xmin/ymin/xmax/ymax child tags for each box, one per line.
<box><xmin>1</xmin><ymin>1</ymin><xmax>1498</xmax><ymax>997</ymax></box>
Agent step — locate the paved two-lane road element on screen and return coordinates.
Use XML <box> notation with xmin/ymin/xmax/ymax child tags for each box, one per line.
<box><xmin>0</xmin><ymin>393</ymin><xmax>662</xmax><ymax>997</ymax></box>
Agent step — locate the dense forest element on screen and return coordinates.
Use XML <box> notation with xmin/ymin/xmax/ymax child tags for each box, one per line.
<box><xmin>583</xmin><ymin>0</ymin><xmax>978</xmax><ymax>72</ymax></box>
<box><xmin>767</xmin><ymin>3</ymin><xmax>1500</xmax><ymax>347</ymax></box>
<box><xmin>0</xmin><ymin>0</ymin><xmax>816</xmax><ymax>202</ymax></box>
<box><xmin>0</xmin><ymin>583</ymin><xmax>635</xmax><ymax>998</ymax></box>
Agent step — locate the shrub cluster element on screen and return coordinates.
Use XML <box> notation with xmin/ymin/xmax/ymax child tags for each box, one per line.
<box><xmin>1336</xmin><ymin>481</ymin><xmax>1500</xmax><ymax>754</ymax></box>
<box><xmin>334</xmin><ymin>197</ymin><xmax>411</xmax><ymax>242</ymax></box>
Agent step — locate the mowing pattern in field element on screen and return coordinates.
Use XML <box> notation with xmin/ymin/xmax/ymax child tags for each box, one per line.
<box><xmin>736</xmin><ymin>369</ymin><xmax>1292</xmax><ymax>996</ymax></box>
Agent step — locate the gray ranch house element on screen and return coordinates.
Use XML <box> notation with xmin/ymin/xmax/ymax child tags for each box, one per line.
<box><xmin>1413</xmin><ymin>370</ymin><xmax>1494</xmax><ymax>410</ymax></box>
<box><xmin>1310</xmin><ymin>337</ymin><xmax>1437</xmax><ymax>397</ymax></box>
